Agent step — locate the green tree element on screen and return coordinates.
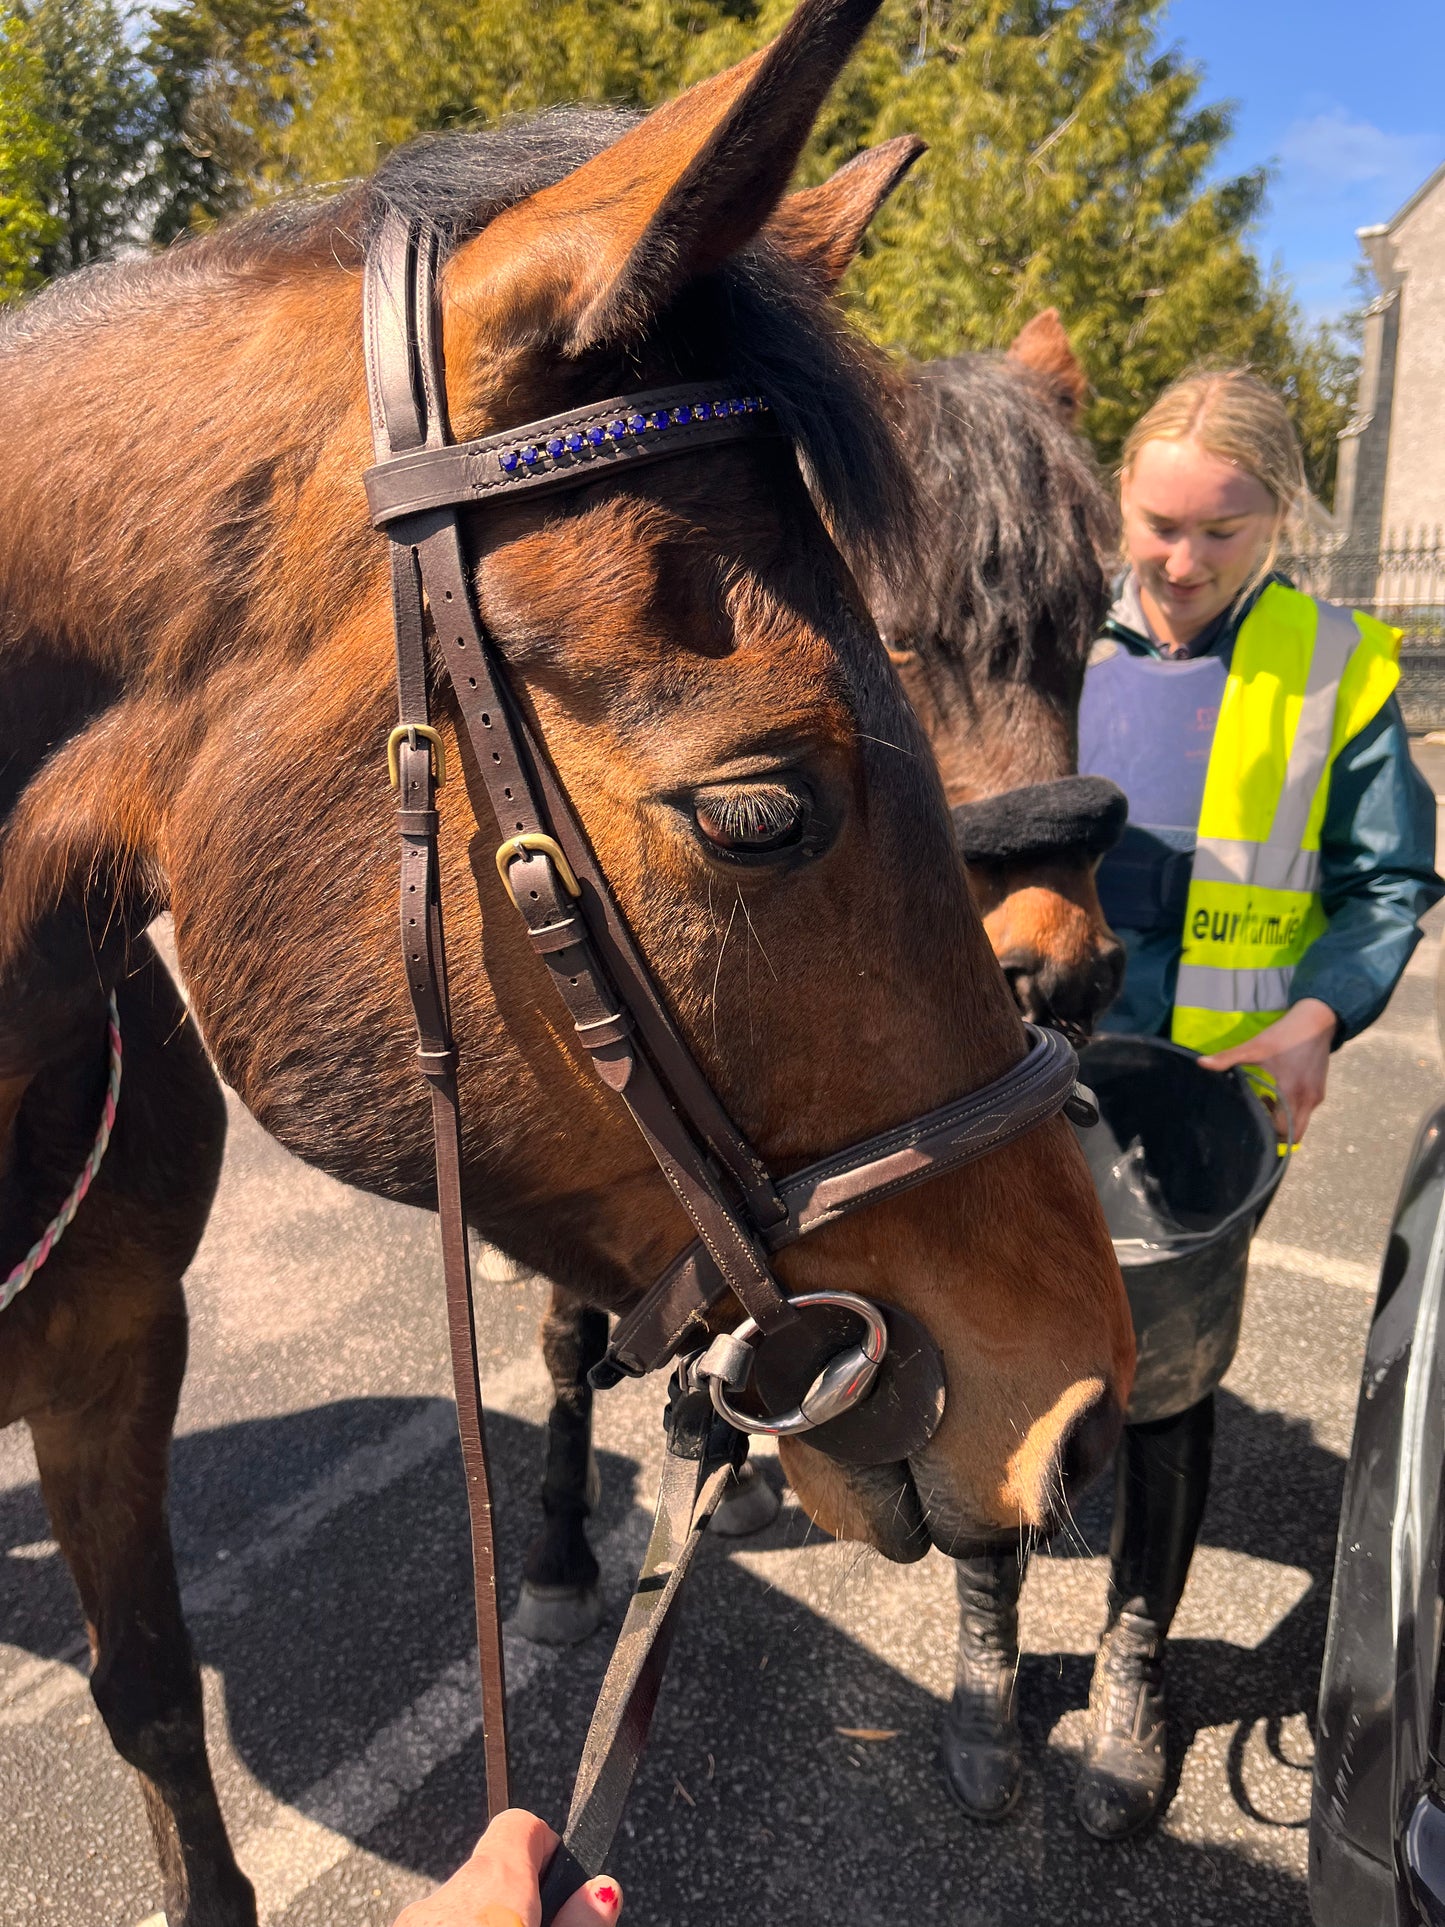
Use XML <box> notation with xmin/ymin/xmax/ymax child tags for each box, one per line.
<box><xmin>1267</xmin><ymin>306</ymin><xmax>1359</xmax><ymax>508</ymax></box>
<box><xmin>144</xmin><ymin>0</ymin><xmax>319</xmax><ymax>240</ymax></box>
<box><xmin>278</xmin><ymin>0</ymin><xmax>750</xmax><ymax>187</ymax></box>
<box><xmin>0</xmin><ymin>1</ymin><xmax>61</xmax><ymax>299</ymax></box>
<box><xmin>27</xmin><ymin>0</ymin><xmax>156</xmax><ymax>274</ymax></box>
<box><xmin>681</xmin><ymin>0</ymin><xmax>1353</xmax><ymax>497</ymax></box>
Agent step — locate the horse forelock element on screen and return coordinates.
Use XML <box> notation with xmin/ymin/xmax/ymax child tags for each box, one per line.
<box><xmin>871</xmin><ymin>354</ymin><xmax>1119</xmax><ymax>700</ymax></box>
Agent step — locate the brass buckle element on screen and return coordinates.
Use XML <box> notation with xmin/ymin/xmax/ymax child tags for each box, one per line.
<box><xmin>387</xmin><ymin>723</ymin><xmax>447</xmax><ymax>790</ymax></box>
<box><xmin>495</xmin><ymin>833</ymin><xmax>583</xmax><ymax>909</ymax></box>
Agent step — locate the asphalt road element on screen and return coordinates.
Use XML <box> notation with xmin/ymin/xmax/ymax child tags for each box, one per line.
<box><xmin>6</xmin><ymin>746</ymin><xmax>1445</xmax><ymax>1927</ymax></box>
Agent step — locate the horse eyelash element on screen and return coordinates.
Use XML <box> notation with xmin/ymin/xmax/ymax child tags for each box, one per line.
<box><xmin>696</xmin><ymin>784</ymin><xmax>804</xmax><ymax>845</ymax></box>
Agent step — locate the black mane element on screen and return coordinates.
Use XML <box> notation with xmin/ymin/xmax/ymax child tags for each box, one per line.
<box><xmin>872</xmin><ymin>354</ymin><xmax>1118</xmax><ymax>690</ymax></box>
<box><xmin>3</xmin><ymin>108</ymin><xmax>918</xmax><ymax>576</ymax></box>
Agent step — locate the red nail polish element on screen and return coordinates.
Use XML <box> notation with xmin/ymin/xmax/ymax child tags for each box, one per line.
<box><xmin>595</xmin><ymin>1883</ymin><xmax>618</xmax><ymax>1907</ymax></box>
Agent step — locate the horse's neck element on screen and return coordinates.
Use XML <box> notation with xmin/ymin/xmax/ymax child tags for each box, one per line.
<box><xmin>0</xmin><ymin>269</ymin><xmax>366</xmax><ymax>700</ymax></box>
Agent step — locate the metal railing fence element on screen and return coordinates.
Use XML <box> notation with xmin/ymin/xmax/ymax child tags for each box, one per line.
<box><xmin>1282</xmin><ymin>529</ymin><xmax>1445</xmax><ymax>727</ymax></box>
<box><xmin>1283</xmin><ymin>528</ymin><xmax>1445</xmax><ymax>646</ymax></box>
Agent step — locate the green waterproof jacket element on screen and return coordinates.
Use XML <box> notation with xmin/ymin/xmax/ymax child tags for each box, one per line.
<box><xmin>1091</xmin><ymin>574</ymin><xmax>1444</xmax><ymax>1044</ymax></box>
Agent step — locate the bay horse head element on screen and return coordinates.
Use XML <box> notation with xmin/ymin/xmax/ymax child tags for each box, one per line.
<box><xmin>871</xmin><ymin>317</ymin><xmax>1128</xmax><ymax>1042</ymax></box>
<box><xmin>0</xmin><ymin>0</ymin><xmax>1132</xmax><ymax>1562</ymax></box>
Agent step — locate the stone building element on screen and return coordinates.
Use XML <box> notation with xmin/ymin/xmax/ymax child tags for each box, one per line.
<box><xmin>1335</xmin><ymin>158</ymin><xmax>1445</xmax><ymax>551</ymax></box>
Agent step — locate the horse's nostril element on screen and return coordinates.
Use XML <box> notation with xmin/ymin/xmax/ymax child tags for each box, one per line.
<box><xmin>1095</xmin><ymin>938</ymin><xmax>1126</xmax><ymax>1006</ymax></box>
<box><xmin>997</xmin><ymin>950</ymin><xmax>1042</xmax><ymax>1017</ymax></box>
<box><xmin>1058</xmin><ymin>1386</ymin><xmax>1123</xmax><ymax>1504</ymax></box>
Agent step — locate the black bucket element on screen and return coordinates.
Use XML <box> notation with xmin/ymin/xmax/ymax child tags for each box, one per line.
<box><xmin>1073</xmin><ymin>1034</ymin><xmax>1287</xmax><ymax>1424</ymax></box>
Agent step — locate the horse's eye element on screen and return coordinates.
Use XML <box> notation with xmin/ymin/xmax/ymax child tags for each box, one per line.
<box><xmin>693</xmin><ymin>783</ymin><xmax>809</xmax><ymax>856</ymax></box>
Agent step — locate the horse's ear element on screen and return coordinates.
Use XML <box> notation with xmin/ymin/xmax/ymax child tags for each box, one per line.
<box><xmin>765</xmin><ymin>135</ymin><xmax>925</xmax><ymax>290</ymax></box>
<box><xmin>443</xmin><ymin>0</ymin><xmax>886</xmax><ymax>356</ymax></box>
<box><xmin>1007</xmin><ymin>309</ymin><xmax>1088</xmax><ymax>430</ymax></box>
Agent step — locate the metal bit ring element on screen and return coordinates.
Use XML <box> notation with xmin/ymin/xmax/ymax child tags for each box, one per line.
<box><xmin>694</xmin><ymin>1290</ymin><xmax>889</xmax><ymax>1437</ymax></box>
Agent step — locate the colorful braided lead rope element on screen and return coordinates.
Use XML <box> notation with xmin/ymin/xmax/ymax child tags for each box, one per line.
<box><xmin>0</xmin><ymin>993</ymin><xmax>122</xmax><ymax>1313</ymax></box>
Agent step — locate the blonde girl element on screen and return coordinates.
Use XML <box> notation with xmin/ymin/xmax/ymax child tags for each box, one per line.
<box><xmin>940</xmin><ymin>368</ymin><xmax>1442</xmax><ymax>1841</ymax></box>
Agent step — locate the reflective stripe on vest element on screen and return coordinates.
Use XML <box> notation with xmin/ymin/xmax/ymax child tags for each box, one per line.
<box><xmin>1170</xmin><ymin>584</ymin><xmax>1402</xmax><ymax>1054</ymax></box>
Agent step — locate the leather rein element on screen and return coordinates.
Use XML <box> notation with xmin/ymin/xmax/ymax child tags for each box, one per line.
<box><xmin>362</xmin><ymin>212</ymin><xmax>1093</xmax><ymax>1912</ymax></box>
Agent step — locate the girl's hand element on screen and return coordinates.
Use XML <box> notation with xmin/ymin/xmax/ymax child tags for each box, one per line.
<box><xmin>393</xmin><ymin>1809</ymin><xmax>621</xmax><ymax>1927</ymax></box>
<box><xmin>1196</xmin><ymin>997</ymin><xmax>1338</xmax><ymax>1143</ymax></box>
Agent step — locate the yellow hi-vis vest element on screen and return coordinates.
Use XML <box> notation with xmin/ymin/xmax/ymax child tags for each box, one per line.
<box><xmin>1170</xmin><ymin>582</ymin><xmax>1402</xmax><ymax>1055</ymax></box>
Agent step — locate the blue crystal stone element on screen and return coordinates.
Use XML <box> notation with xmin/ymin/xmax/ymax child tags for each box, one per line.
<box><xmin>546</xmin><ymin>436</ymin><xmax>565</xmax><ymax>458</ymax></box>
<box><xmin>651</xmin><ymin>409</ymin><xmax>671</xmax><ymax>430</ymax></box>
<box><xmin>521</xmin><ymin>445</ymin><xmax>539</xmax><ymax>466</ymax></box>
<box><xmin>498</xmin><ymin>449</ymin><xmax>519</xmax><ymax>472</ymax></box>
<box><xmin>742</xmin><ymin>396</ymin><xmax>757</xmax><ymax>412</ymax></box>
<box><xmin>673</xmin><ymin>404</ymin><xmax>692</xmax><ymax>425</ymax></box>
<box><xmin>730</xmin><ymin>399</ymin><xmax>744</xmax><ymax>414</ymax></box>
<box><xmin>628</xmin><ymin>413</ymin><xmax>648</xmax><ymax>434</ymax></box>
<box><xmin>608</xmin><ymin>419</ymin><xmax>627</xmax><ymax>440</ymax></box>
<box><xmin>566</xmin><ymin>431</ymin><xmax>585</xmax><ymax>452</ymax></box>
<box><xmin>586</xmin><ymin>424</ymin><xmax>606</xmax><ymax>447</ymax></box>
<box><xmin>694</xmin><ymin>401</ymin><xmax>712</xmax><ymax>420</ymax></box>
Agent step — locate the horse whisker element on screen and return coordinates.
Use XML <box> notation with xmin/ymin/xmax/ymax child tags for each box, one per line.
<box><xmin>709</xmin><ymin>896</ymin><xmax>740</xmax><ymax>1055</ymax></box>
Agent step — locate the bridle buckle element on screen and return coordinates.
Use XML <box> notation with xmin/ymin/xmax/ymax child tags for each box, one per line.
<box><xmin>495</xmin><ymin>833</ymin><xmax>583</xmax><ymax>910</ymax></box>
<box><xmin>387</xmin><ymin>722</ymin><xmax>448</xmax><ymax>789</ymax></box>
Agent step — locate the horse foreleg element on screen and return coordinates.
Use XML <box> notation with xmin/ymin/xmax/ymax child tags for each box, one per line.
<box><xmin>516</xmin><ymin>1290</ymin><xmax>608</xmax><ymax>1645</ymax></box>
<box><xmin>10</xmin><ymin>947</ymin><xmax>251</xmax><ymax>1926</ymax></box>
<box><xmin>29</xmin><ymin>1296</ymin><xmax>257</xmax><ymax>1927</ymax></box>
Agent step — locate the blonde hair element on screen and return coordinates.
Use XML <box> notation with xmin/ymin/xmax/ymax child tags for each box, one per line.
<box><xmin>1120</xmin><ymin>370</ymin><xmax>1307</xmax><ymax>590</ymax></box>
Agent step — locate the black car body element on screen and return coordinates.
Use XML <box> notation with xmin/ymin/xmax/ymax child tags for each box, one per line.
<box><xmin>1311</xmin><ymin>1101</ymin><xmax>1445</xmax><ymax>1925</ymax></box>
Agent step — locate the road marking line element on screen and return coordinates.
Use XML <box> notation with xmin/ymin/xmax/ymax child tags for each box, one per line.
<box><xmin>185</xmin><ymin>1403</ymin><xmax>460</xmax><ymax>1620</ymax></box>
<box><xmin>231</xmin><ymin>1506</ymin><xmax>650</xmax><ymax>1925</ymax></box>
<box><xmin>1</xmin><ymin>1357</ymin><xmax>548</xmax><ymax>1729</ymax></box>
<box><xmin>1251</xmin><ymin>1239</ymin><xmax>1378</xmax><ymax>1293</ymax></box>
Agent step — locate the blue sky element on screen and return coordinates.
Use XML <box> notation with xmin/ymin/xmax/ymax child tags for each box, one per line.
<box><xmin>1160</xmin><ymin>0</ymin><xmax>1445</xmax><ymax>325</ymax></box>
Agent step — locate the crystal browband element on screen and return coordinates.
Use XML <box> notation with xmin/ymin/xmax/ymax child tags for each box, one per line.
<box><xmin>496</xmin><ymin>393</ymin><xmax>767</xmax><ymax>471</ymax></box>
<box><xmin>364</xmin><ymin>382</ymin><xmax>779</xmax><ymax>528</ymax></box>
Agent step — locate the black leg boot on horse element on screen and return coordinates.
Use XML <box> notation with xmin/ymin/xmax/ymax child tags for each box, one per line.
<box><xmin>940</xmin><ymin>1547</ymin><xmax>1027</xmax><ymax>1820</ymax></box>
<box><xmin>517</xmin><ymin>1295</ymin><xmax>611</xmax><ymax>1645</ymax></box>
<box><xmin>518</xmin><ymin>1289</ymin><xmax>783</xmax><ymax>1649</ymax></box>
<box><xmin>1076</xmin><ymin>1393</ymin><xmax>1214</xmax><ymax>1841</ymax></box>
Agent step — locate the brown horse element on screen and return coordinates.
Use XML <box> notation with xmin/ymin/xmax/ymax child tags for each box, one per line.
<box><xmin>0</xmin><ymin>4</ymin><xmax>1133</xmax><ymax>1921</ymax></box>
<box><xmin>883</xmin><ymin>316</ymin><xmax>1126</xmax><ymax>1036</ymax></box>
<box><xmin>787</xmin><ymin>168</ymin><xmax>1126</xmax><ymax>1036</ymax></box>
<box><xmin>520</xmin><ymin>314</ymin><xmax>1130</xmax><ymax>1640</ymax></box>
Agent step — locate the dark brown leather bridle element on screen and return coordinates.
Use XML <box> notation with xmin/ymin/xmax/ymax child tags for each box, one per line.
<box><xmin>362</xmin><ymin>212</ymin><xmax>1095</xmax><ymax>1914</ymax></box>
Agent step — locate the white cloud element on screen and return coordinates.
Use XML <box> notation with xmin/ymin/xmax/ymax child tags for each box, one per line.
<box><xmin>1278</xmin><ymin>109</ymin><xmax>1441</xmax><ymax>196</ymax></box>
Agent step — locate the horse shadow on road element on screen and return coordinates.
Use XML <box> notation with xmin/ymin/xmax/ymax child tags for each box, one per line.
<box><xmin>0</xmin><ymin>1386</ymin><xmax>1337</xmax><ymax>1926</ymax></box>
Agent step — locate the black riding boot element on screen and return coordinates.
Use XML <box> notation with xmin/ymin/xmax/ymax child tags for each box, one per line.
<box><xmin>1076</xmin><ymin>1393</ymin><xmax>1214</xmax><ymax>1841</ymax></box>
<box><xmin>940</xmin><ymin>1548</ymin><xmax>1028</xmax><ymax>1820</ymax></box>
